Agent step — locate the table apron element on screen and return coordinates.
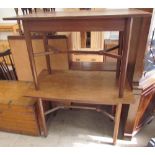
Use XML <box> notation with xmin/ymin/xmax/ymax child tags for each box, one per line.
<box><xmin>23</xmin><ymin>18</ymin><xmax>127</xmax><ymax>32</ymax></box>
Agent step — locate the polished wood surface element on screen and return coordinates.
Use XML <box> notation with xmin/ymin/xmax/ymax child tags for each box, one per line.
<box><xmin>0</xmin><ymin>23</ymin><xmax>18</xmax><ymax>33</ymax></box>
<box><xmin>124</xmin><ymin>8</ymin><xmax>153</xmax><ymax>138</ymax></box>
<box><xmin>9</xmin><ymin>38</ymin><xmax>47</xmax><ymax>82</ymax></box>
<box><xmin>113</xmin><ymin>104</ymin><xmax>122</xmax><ymax>144</ymax></box>
<box><xmin>124</xmin><ymin>84</ymin><xmax>155</xmax><ymax>138</ymax></box>
<box><xmin>3</xmin><ymin>9</ymin><xmax>151</xmax><ymax>21</ymax></box>
<box><xmin>8</xmin><ymin>36</ymin><xmax>69</xmax><ymax>81</ymax></box>
<box><xmin>5</xmin><ymin>9</ymin><xmax>149</xmax><ymax>97</ymax></box>
<box><xmin>0</xmin><ymin>80</ymin><xmax>33</xmax><ymax>105</ymax></box>
<box><xmin>0</xmin><ymin>81</ymin><xmax>40</xmax><ymax>136</ymax></box>
<box><xmin>70</xmin><ymin>62</ymin><xmax>116</xmax><ymax>71</ymax></box>
<box><xmin>25</xmin><ymin>70</ymin><xmax>134</xmax><ymax>105</ymax></box>
<box><xmin>0</xmin><ymin>104</ymin><xmax>40</xmax><ymax>136</ymax></box>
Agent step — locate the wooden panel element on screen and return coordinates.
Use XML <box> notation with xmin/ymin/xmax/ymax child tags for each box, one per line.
<box><xmin>91</xmin><ymin>31</ymin><xmax>104</xmax><ymax>50</ymax></box>
<box><xmin>48</xmin><ymin>38</ymin><xmax>68</xmax><ymax>51</ymax></box>
<box><xmin>70</xmin><ymin>62</ymin><xmax>116</xmax><ymax>71</ymax></box>
<box><xmin>72</xmin><ymin>54</ymin><xmax>103</xmax><ymax>62</ymax></box>
<box><xmin>70</xmin><ymin>31</ymin><xmax>104</xmax><ymax>62</ymax></box>
<box><xmin>50</xmin><ymin>54</ymin><xmax>69</xmax><ymax>70</ymax></box>
<box><xmin>3</xmin><ymin>9</ymin><xmax>151</xmax><ymax>21</ymax></box>
<box><xmin>25</xmin><ymin>70</ymin><xmax>134</xmax><ymax>105</ymax></box>
<box><xmin>9</xmin><ymin>37</ymin><xmax>69</xmax><ymax>81</ymax></box>
<box><xmin>48</xmin><ymin>38</ymin><xmax>69</xmax><ymax>70</ymax></box>
<box><xmin>124</xmin><ymin>94</ymin><xmax>141</xmax><ymax>137</ymax></box>
<box><xmin>71</xmin><ymin>39</ymin><xmax>118</xmax><ymax>63</ymax></box>
<box><xmin>127</xmin><ymin>16</ymin><xmax>152</xmax><ymax>87</ymax></box>
<box><xmin>24</xmin><ymin>19</ymin><xmax>125</xmax><ymax>32</ymax></box>
<box><xmin>127</xmin><ymin>17</ymin><xmax>142</xmax><ymax>86</ymax></box>
<box><xmin>70</xmin><ymin>32</ymin><xmax>81</xmax><ymax>49</ymax></box>
<box><xmin>133</xmin><ymin>91</ymin><xmax>154</xmax><ymax>130</ymax></box>
<box><xmin>0</xmin><ymin>116</ymin><xmax>40</xmax><ymax>136</ymax></box>
<box><xmin>124</xmin><ymin>86</ymin><xmax>155</xmax><ymax>138</ymax></box>
<box><xmin>124</xmin><ymin>9</ymin><xmax>153</xmax><ymax>138</ymax></box>
<box><xmin>0</xmin><ymin>81</ymin><xmax>34</xmax><ymax>105</ymax></box>
<box><xmin>9</xmin><ymin>39</ymin><xmax>46</xmax><ymax>81</ymax></box>
<box><xmin>0</xmin><ymin>81</ymin><xmax>40</xmax><ymax>136</ymax></box>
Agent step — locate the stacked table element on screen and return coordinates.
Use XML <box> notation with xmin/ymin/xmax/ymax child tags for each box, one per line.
<box><xmin>4</xmin><ymin>9</ymin><xmax>151</xmax><ymax>144</ymax></box>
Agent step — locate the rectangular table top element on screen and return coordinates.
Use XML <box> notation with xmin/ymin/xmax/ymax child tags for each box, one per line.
<box><xmin>3</xmin><ymin>9</ymin><xmax>151</xmax><ymax>21</ymax></box>
<box><xmin>25</xmin><ymin>70</ymin><xmax>135</xmax><ymax>105</ymax></box>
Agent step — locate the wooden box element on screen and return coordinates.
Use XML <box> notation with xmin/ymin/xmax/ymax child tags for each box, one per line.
<box><xmin>0</xmin><ymin>81</ymin><xmax>40</xmax><ymax>136</ymax></box>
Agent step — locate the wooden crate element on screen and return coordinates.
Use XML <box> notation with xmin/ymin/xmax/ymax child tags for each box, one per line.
<box><xmin>0</xmin><ymin>81</ymin><xmax>40</xmax><ymax>136</ymax></box>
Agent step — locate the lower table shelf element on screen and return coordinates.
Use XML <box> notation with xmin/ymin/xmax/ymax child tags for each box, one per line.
<box><xmin>25</xmin><ymin>70</ymin><xmax>134</xmax><ymax>105</ymax></box>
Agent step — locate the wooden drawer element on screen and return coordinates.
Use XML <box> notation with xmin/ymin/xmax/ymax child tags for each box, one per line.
<box><xmin>72</xmin><ymin>54</ymin><xmax>103</xmax><ymax>62</ymax></box>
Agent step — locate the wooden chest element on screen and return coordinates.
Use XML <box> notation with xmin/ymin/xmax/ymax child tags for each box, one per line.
<box><xmin>0</xmin><ymin>81</ymin><xmax>40</xmax><ymax>136</ymax></box>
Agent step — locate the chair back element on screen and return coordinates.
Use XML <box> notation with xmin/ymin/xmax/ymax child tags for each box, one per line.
<box><xmin>21</xmin><ymin>8</ymin><xmax>55</xmax><ymax>14</ymax></box>
<box><xmin>0</xmin><ymin>49</ymin><xmax>18</xmax><ymax>80</ymax></box>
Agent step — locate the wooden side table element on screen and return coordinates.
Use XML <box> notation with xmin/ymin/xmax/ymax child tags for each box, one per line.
<box><xmin>25</xmin><ymin>70</ymin><xmax>135</xmax><ymax>144</ymax></box>
<box><xmin>3</xmin><ymin>9</ymin><xmax>151</xmax><ymax>144</ymax></box>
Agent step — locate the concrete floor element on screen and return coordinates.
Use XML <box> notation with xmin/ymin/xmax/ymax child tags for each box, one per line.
<box><xmin>0</xmin><ymin>109</ymin><xmax>155</xmax><ymax>147</ymax></box>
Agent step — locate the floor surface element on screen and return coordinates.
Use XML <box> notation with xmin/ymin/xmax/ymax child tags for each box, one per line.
<box><xmin>0</xmin><ymin>109</ymin><xmax>155</xmax><ymax>147</ymax></box>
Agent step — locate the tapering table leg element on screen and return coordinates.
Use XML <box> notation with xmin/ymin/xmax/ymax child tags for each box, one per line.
<box><xmin>23</xmin><ymin>21</ymin><xmax>39</xmax><ymax>89</ymax></box>
<box><xmin>38</xmin><ymin>98</ymin><xmax>48</xmax><ymax>137</ymax></box>
<box><xmin>113</xmin><ymin>103</ymin><xmax>122</xmax><ymax>145</ymax></box>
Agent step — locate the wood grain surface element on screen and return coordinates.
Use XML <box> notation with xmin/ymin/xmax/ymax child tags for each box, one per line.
<box><xmin>3</xmin><ymin>9</ymin><xmax>151</xmax><ymax>21</ymax></box>
<box><xmin>25</xmin><ymin>70</ymin><xmax>134</xmax><ymax>105</ymax></box>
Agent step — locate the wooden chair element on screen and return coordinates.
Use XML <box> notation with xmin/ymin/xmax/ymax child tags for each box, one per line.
<box><xmin>0</xmin><ymin>49</ymin><xmax>18</xmax><ymax>80</ymax></box>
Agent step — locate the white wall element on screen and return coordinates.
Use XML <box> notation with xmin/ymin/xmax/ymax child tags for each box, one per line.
<box><xmin>0</xmin><ymin>8</ymin><xmax>65</xmax><ymax>23</ymax></box>
<box><xmin>0</xmin><ymin>8</ymin><xmax>17</xmax><ymax>23</ymax></box>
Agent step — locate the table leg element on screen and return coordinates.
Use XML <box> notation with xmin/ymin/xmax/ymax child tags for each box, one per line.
<box><xmin>38</xmin><ymin>98</ymin><xmax>48</xmax><ymax>137</ymax></box>
<box><xmin>116</xmin><ymin>31</ymin><xmax>123</xmax><ymax>79</ymax></box>
<box><xmin>113</xmin><ymin>103</ymin><xmax>122</xmax><ymax>145</ymax></box>
<box><xmin>43</xmin><ymin>34</ymin><xmax>52</xmax><ymax>74</ymax></box>
<box><xmin>119</xmin><ymin>18</ymin><xmax>133</xmax><ymax>98</ymax></box>
<box><xmin>23</xmin><ymin>21</ymin><xmax>39</xmax><ymax>89</ymax></box>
